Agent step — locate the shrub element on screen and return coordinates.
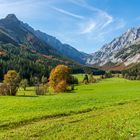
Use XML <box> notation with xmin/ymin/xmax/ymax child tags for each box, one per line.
<box><xmin>0</xmin><ymin>83</ymin><xmax>9</xmax><ymax>96</ymax></box>
<box><xmin>100</xmin><ymin>75</ymin><xmax>105</xmax><ymax>79</ymax></box>
<box><xmin>35</xmin><ymin>84</ymin><xmax>48</xmax><ymax>95</ymax></box>
<box><xmin>104</xmin><ymin>71</ymin><xmax>113</xmax><ymax>78</ymax></box>
<box><xmin>89</xmin><ymin>74</ymin><xmax>96</xmax><ymax>83</ymax></box>
<box><xmin>20</xmin><ymin>79</ymin><xmax>28</xmax><ymax>90</ymax></box>
<box><xmin>68</xmin><ymin>76</ymin><xmax>79</xmax><ymax>85</ymax></box>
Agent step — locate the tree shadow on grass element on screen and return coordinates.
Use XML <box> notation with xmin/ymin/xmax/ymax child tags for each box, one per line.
<box><xmin>82</xmin><ymin>89</ymin><xmax>94</xmax><ymax>91</ymax></box>
<box><xmin>67</xmin><ymin>90</ymin><xmax>77</xmax><ymax>93</ymax></box>
<box><xmin>16</xmin><ymin>95</ymin><xmax>38</xmax><ymax>98</ymax></box>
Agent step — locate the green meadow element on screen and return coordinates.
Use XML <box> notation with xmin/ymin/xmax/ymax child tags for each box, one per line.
<box><xmin>1</xmin><ymin>77</ymin><xmax>140</xmax><ymax>139</ymax></box>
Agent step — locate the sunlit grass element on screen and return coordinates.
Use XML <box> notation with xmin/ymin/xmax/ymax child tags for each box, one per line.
<box><xmin>1</xmin><ymin>77</ymin><xmax>140</xmax><ymax>139</ymax></box>
<box><xmin>73</xmin><ymin>74</ymin><xmax>101</xmax><ymax>82</ymax></box>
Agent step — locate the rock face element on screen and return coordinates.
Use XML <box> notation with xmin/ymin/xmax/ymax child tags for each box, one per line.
<box><xmin>0</xmin><ymin>14</ymin><xmax>89</xmax><ymax>64</ymax></box>
<box><xmin>87</xmin><ymin>27</ymin><xmax>140</xmax><ymax>67</ymax></box>
<box><xmin>35</xmin><ymin>30</ymin><xmax>89</xmax><ymax>64</ymax></box>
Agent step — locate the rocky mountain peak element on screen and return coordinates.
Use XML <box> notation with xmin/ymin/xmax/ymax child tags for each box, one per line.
<box><xmin>5</xmin><ymin>14</ymin><xmax>19</xmax><ymax>22</ymax></box>
<box><xmin>87</xmin><ymin>26</ymin><xmax>140</xmax><ymax>67</ymax></box>
<box><xmin>0</xmin><ymin>14</ymin><xmax>89</xmax><ymax>64</ymax></box>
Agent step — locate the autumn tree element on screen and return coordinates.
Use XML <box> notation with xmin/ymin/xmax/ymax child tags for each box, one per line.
<box><xmin>4</xmin><ymin>70</ymin><xmax>20</xmax><ymax>96</ymax></box>
<box><xmin>49</xmin><ymin>65</ymin><xmax>71</xmax><ymax>93</ymax></box>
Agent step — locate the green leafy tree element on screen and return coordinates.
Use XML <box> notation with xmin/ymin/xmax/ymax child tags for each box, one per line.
<box><xmin>83</xmin><ymin>74</ymin><xmax>89</xmax><ymax>84</ymax></box>
<box><xmin>30</xmin><ymin>76</ymin><xmax>39</xmax><ymax>86</ymax></box>
<box><xmin>41</xmin><ymin>76</ymin><xmax>48</xmax><ymax>85</ymax></box>
<box><xmin>67</xmin><ymin>75</ymin><xmax>79</xmax><ymax>90</ymax></box>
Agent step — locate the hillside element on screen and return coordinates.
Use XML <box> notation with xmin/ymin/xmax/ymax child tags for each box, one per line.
<box><xmin>0</xmin><ymin>14</ymin><xmax>89</xmax><ymax>62</ymax></box>
<box><xmin>0</xmin><ymin>14</ymin><xmax>89</xmax><ymax>64</ymax></box>
<box><xmin>0</xmin><ymin>13</ymin><xmax>75</xmax><ymax>80</ymax></box>
<box><xmin>87</xmin><ymin>27</ymin><xmax>140</xmax><ymax>70</ymax></box>
<box><xmin>0</xmin><ymin>14</ymin><xmax>102</xmax><ymax>80</ymax></box>
<box><xmin>35</xmin><ymin>30</ymin><xmax>89</xmax><ymax>64</ymax></box>
<box><xmin>0</xmin><ymin>42</ymin><xmax>74</xmax><ymax>80</ymax></box>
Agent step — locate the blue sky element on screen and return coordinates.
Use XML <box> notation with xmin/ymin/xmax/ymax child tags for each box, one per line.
<box><xmin>0</xmin><ymin>0</ymin><xmax>140</xmax><ymax>53</ymax></box>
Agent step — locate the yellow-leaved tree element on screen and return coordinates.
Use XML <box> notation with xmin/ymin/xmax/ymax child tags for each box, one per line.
<box><xmin>4</xmin><ymin>70</ymin><xmax>20</xmax><ymax>96</ymax></box>
<box><xmin>49</xmin><ymin>65</ymin><xmax>70</xmax><ymax>93</ymax></box>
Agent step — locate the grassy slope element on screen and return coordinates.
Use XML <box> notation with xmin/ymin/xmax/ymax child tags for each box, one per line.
<box><xmin>1</xmin><ymin>78</ymin><xmax>140</xmax><ymax>139</ymax></box>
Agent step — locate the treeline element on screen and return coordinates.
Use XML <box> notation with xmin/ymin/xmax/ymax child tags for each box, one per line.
<box><xmin>0</xmin><ymin>43</ymin><xmax>105</xmax><ymax>84</ymax></box>
<box><xmin>72</xmin><ymin>66</ymin><xmax>105</xmax><ymax>75</ymax></box>
<box><xmin>0</xmin><ymin>43</ymin><xmax>56</xmax><ymax>81</ymax></box>
<box><xmin>0</xmin><ymin>65</ymin><xmax>79</xmax><ymax>96</ymax></box>
<box><xmin>122</xmin><ymin>63</ymin><xmax>140</xmax><ymax>80</ymax></box>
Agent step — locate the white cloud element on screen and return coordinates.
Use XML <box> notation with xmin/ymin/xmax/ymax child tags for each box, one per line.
<box><xmin>68</xmin><ymin>0</ymin><xmax>114</xmax><ymax>30</ymax></box>
<box><xmin>51</xmin><ymin>6</ymin><xmax>84</xmax><ymax>20</ymax></box>
<box><xmin>100</xmin><ymin>13</ymin><xmax>113</xmax><ymax>29</ymax></box>
<box><xmin>80</xmin><ymin>20</ymin><xmax>96</xmax><ymax>34</ymax></box>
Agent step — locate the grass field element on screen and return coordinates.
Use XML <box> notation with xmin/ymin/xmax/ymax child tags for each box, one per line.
<box><xmin>73</xmin><ymin>74</ymin><xmax>100</xmax><ymax>82</ymax></box>
<box><xmin>1</xmin><ymin>78</ymin><xmax>140</xmax><ymax>139</ymax></box>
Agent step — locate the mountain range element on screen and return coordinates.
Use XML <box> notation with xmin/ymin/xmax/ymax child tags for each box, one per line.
<box><xmin>87</xmin><ymin>27</ymin><xmax>140</xmax><ymax>70</ymax></box>
<box><xmin>0</xmin><ymin>14</ymin><xmax>88</xmax><ymax>64</ymax></box>
<box><xmin>0</xmin><ymin>14</ymin><xmax>101</xmax><ymax>80</ymax></box>
<box><xmin>1</xmin><ymin>14</ymin><xmax>140</xmax><ymax>72</ymax></box>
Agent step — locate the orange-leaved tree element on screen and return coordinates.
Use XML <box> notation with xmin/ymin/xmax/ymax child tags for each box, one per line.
<box><xmin>49</xmin><ymin>65</ymin><xmax>70</xmax><ymax>93</ymax></box>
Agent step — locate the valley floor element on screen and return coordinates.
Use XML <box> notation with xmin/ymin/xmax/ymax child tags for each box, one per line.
<box><xmin>0</xmin><ymin>78</ymin><xmax>140</xmax><ymax>139</ymax></box>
